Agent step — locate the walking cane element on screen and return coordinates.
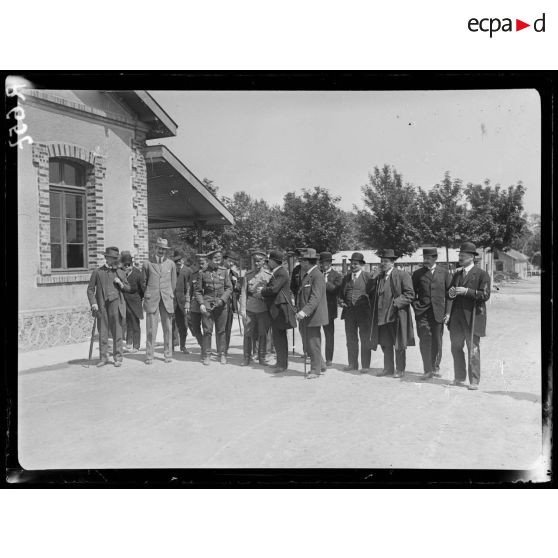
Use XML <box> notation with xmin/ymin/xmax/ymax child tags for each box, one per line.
<box><xmin>84</xmin><ymin>315</ymin><xmax>98</xmax><ymax>368</ymax></box>
<box><xmin>468</xmin><ymin>302</ymin><xmax>477</xmax><ymax>376</ymax></box>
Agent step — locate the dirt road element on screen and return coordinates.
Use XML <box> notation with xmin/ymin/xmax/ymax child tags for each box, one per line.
<box><xmin>17</xmin><ymin>277</ymin><xmax>543</xmax><ymax>470</ymax></box>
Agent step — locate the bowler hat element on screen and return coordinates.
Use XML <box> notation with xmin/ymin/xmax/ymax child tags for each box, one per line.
<box><xmin>104</xmin><ymin>246</ymin><xmax>120</xmax><ymax>258</ymax></box>
<box><xmin>156</xmin><ymin>238</ymin><xmax>170</xmax><ymax>250</ymax></box>
<box><xmin>319</xmin><ymin>251</ymin><xmax>333</xmax><ymax>262</ymax></box>
<box><xmin>268</xmin><ymin>250</ymin><xmax>284</xmax><ymax>263</ymax></box>
<box><xmin>377</xmin><ymin>249</ymin><xmax>398</xmax><ymax>260</ymax></box>
<box><xmin>299</xmin><ymin>248</ymin><xmax>318</xmax><ymax>260</ymax></box>
<box><xmin>458</xmin><ymin>242</ymin><xmax>479</xmax><ymax>256</ymax></box>
<box><xmin>349</xmin><ymin>252</ymin><xmax>365</xmax><ymax>263</ymax></box>
<box><xmin>120</xmin><ymin>250</ymin><xmax>132</xmax><ymax>264</ymax></box>
<box><xmin>422</xmin><ymin>247</ymin><xmax>438</xmax><ymax>257</ymax></box>
<box><xmin>172</xmin><ymin>249</ymin><xmax>185</xmax><ymax>262</ymax></box>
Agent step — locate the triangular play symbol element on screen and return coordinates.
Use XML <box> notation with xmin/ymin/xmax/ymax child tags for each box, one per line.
<box><xmin>516</xmin><ymin>19</ymin><xmax>530</xmax><ymax>31</ymax></box>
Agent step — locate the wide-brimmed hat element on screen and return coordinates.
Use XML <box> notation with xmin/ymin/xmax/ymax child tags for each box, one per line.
<box><xmin>250</xmin><ymin>248</ymin><xmax>267</xmax><ymax>258</ymax></box>
<box><xmin>458</xmin><ymin>242</ymin><xmax>479</xmax><ymax>256</ymax></box>
<box><xmin>268</xmin><ymin>250</ymin><xmax>284</xmax><ymax>264</ymax></box>
<box><xmin>156</xmin><ymin>238</ymin><xmax>170</xmax><ymax>250</ymax></box>
<box><xmin>299</xmin><ymin>248</ymin><xmax>318</xmax><ymax>260</ymax></box>
<box><xmin>422</xmin><ymin>247</ymin><xmax>438</xmax><ymax>257</ymax></box>
<box><xmin>120</xmin><ymin>250</ymin><xmax>132</xmax><ymax>264</ymax></box>
<box><xmin>206</xmin><ymin>248</ymin><xmax>223</xmax><ymax>259</ymax></box>
<box><xmin>104</xmin><ymin>246</ymin><xmax>120</xmax><ymax>258</ymax></box>
<box><xmin>195</xmin><ymin>253</ymin><xmax>207</xmax><ymax>259</ymax></box>
<box><xmin>319</xmin><ymin>251</ymin><xmax>333</xmax><ymax>262</ymax></box>
<box><xmin>377</xmin><ymin>249</ymin><xmax>398</xmax><ymax>260</ymax></box>
<box><xmin>172</xmin><ymin>249</ymin><xmax>185</xmax><ymax>262</ymax></box>
<box><xmin>349</xmin><ymin>252</ymin><xmax>365</xmax><ymax>263</ymax></box>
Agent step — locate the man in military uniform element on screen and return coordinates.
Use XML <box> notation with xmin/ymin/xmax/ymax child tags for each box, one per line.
<box><xmin>188</xmin><ymin>253</ymin><xmax>207</xmax><ymax>358</ymax></box>
<box><xmin>411</xmin><ymin>247</ymin><xmax>453</xmax><ymax>380</ymax></box>
<box><xmin>194</xmin><ymin>248</ymin><xmax>233</xmax><ymax>365</ymax></box>
<box><xmin>223</xmin><ymin>250</ymin><xmax>242</xmax><ymax>357</ymax></box>
<box><xmin>320</xmin><ymin>251</ymin><xmax>342</xmax><ymax>366</ymax></box>
<box><xmin>87</xmin><ymin>246</ymin><xmax>131</xmax><ymax>367</ymax></box>
<box><xmin>447</xmin><ymin>242</ymin><xmax>491</xmax><ymax>390</ymax></box>
<box><xmin>239</xmin><ymin>249</ymin><xmax>272</xmax><ymax>366</ymax></box>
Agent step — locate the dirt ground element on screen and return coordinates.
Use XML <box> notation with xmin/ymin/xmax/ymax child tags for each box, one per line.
<box><xmin>17</xmin><ymin>277</ymin><xmax>543</xmax><ymax>470</ymax></box>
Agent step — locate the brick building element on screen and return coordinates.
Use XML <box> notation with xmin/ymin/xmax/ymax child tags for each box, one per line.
<box><xmin>18</xmin><ymin>89</ymin><xmax>233</xmax><ymax>351</ymax></box>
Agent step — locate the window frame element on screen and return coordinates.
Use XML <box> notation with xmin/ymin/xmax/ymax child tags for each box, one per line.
<box><xmin>49</xmin><ymin>159</ymin><xmax>88</xmax><ymax>273</ymax></box>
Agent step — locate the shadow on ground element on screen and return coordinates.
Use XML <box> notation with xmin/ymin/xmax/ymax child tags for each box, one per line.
<box><xmin>485</xmin><ymin>390</ymin><xmax>541</xmax><ymax>403</ymax></box>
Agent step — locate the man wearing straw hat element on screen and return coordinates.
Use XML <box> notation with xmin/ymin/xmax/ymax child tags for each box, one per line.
<box><xmin>142</xmin><ymin>238</ymin><xmax>177</xmax><ymax>364</ymax></box>
<box><xmin>412</xmin><ymin>247</ymin><xmax>453</xmax><ymax>380</ymax></box>
<box><xmin>87</xmin><ymin>246</ymin><xmax>131</xmax><ymax>367</ymax></box>
<box><xmin>447</xmin><ymin>242</ymin><xmax>491</xmax><ymax>390</ymax></box>
<box><xmin>338</xmin><ymin>252</ymin><xmax>375</xmax><ymax>372</ymax></box>
<box><xmin>370</xmin><ymin>249</ymin><xmax>415</xmax><ymax>378</ymax></box>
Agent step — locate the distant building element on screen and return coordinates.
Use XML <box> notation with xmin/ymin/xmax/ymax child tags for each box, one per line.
<box><xmin>494</xmin><ymin>248</ymin><xmax>530</xmax><ymax>279</ymax></box>
<box><xmin>18</xmin><ymin>89</ymin><xmax>233</xmax><ymax>351</ymax></box>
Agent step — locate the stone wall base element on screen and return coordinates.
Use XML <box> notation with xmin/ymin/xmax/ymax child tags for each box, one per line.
<box><xmin>18</xmin><ymin>307</ymin><xmax>94</xmax><ymax>352</ymax></box>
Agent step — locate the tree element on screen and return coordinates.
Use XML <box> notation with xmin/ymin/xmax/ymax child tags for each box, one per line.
<box><xmin>463</xmin><ymin>180</ymin><xmax>528</xmax><ymax>251</ymax></box>
<box><xmin>277</xmin><ymin>187</ymin><xmax>348</xmax><ymax>253</ymax></box>
<box><xmin>338</xmin><ymin>210</ymin><xmax>361</xmax><ymax>250</ymax></box>
<box><xmin>512</xmin><ymin>213</ymin><xmax>541</xmax><ymax>259</ymax></box>
<box><xmin>417</xmin><ymin>172</ymin><xmax>467</xmax><ymax>262</ymax></box>
<box><xmin>356</xmin><ymin>164</ymin><xmax>422</xmax><ymax>255</ymax></box>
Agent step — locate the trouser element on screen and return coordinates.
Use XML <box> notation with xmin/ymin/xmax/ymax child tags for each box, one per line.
<box><xmin>146</xmin><ymin>300</ymin><xmax>173</xmax><ymax>359</ymax></box>
<box><xmin>450</xmin><ymin>309</ymin><xmax>481</xmax><ymax>384</ymax></box>
<box><xmin>253</xmin><ymin>329</ymin><xmax>274</xmax><ymax>355</ymax></box>
<box><xmin>98</xmin><ymin>299</ymin><xmax>123</xmax><ymax>361</ymax></box>
<box><xmin>189</xmin><ymin>311</ymin><xmax>203</xmax><ymax>347</ymax></box>
<box><xmin>125</xmin><ymin>308</ymin><xmax>141</xmax><ymax>349</ymax></box>
<box><xmin>225</xmin><ymin>302</ymin><xmax>234</xmax><ymax>354</ymax></box>
<box><xmin>243</xmin><ymin>310</ymin><xmax>270</xmax><ymax>359</ymax></box>
<box><xmin>173</xmin><ymin>305</ymin><xmax>188</xmax><ymax>349</ymax></box>
<box><xmin>300</xmin><ymin>323</ymin><xmax>325</xmax><ymax>373</ymax></box>
<box><xmin>322</xmin><ymin>318</ymin><xmax>335</xmax><ymax>362</ymax></box>
<box><xmin>379</xmin><ymin>322</ymin><xmax>406</xmax><ymax>373</ymax></box>
<box><xmin>201</xmin><ymin>305</ymin><xmax>228</xmax><ymax>357</ymax></box>
<box><xmin>344</xmin><ymin>306</ymin><xmax>372</xmax><ymax>369</ymax></box>
<box><xmin>271</xmin><ymin>324</ymin><xmax>289</xmax><ymax>369</ymax></box>
<box><xmin>416</xmin><ymin>308</ymin><xmax>444</xmax><ymax>373</ymax></box>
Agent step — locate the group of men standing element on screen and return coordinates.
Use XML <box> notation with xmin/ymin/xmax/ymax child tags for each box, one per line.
<box><xmin>87</xmin><ymin>239</ymin><xmax>490</xmax><ymax>389</ymax></box>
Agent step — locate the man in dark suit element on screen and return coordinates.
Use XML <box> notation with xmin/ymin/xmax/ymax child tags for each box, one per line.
<box><xmin>447</xmin><ymin>242</ymin><xmax>491</xmax><ymax>390</ymax></box>
<box><xmin>290</xmin><ymin>247</ymin><xmax>309</xmax><ymax>359</ymax></box>
<box><xmin>120</xmin><ymin>251</ymin><xmax>145</xmax><ymax>353</ymax></box>
<box><xmin>412</xmin><ymin>247</ymin><xmax>453</xmax><ymax>380</ymax></box>
<box><xmin>172</xmin><ymin>250</ymin><xmax>191</xmax><ymax>354</ymax></box>
<box><xmin>320</xmin><ymin>251</ymin><xmax>342</xmax><ymax>366</ymax></box>
<box><xmin>223</xmin><ymin>250</ymin><xmax>242</xmax><ymax>357</ymax></box>
<box><xmin>142</xmin><ymin>238</ymin><xmax>177</xmax><ymax>364</ymax></box>
<box><xmin>296</xmin><ymin>248</ymin><xmax>329</xmax><ymax>379</ymax></box>
<box><xmin>370</xmin><ymin>249</ymin><xmax>415</xmax><ymax>378</ymax></box>
<box><xmin>87</xmin><ymin>246</ymin><xmax>131</xmax><ymax>367</ymax></box>
<box><xmin>260</xmin><ymin>250</ymin><xmax>296</xmax><ymax>372</ymax></box>
<box><xmin>339</xmin><ymin>252</ymin><xmax>375</xmax><ymax>372</ymax></box>
<box><xmin>173</xmin><ymin>251</ymin><xmax>193</xmax><ymax>354</ymax></box>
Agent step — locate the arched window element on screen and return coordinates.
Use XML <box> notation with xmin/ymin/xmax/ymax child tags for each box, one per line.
<box><xmin>49</xmin><ymin>158</ymin><xmax>88</xmax><ymax>270</ymax></box>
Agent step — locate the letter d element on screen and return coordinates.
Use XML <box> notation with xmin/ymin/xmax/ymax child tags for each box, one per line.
<box><xmin>534</xmin><ymin>13</ymin><xmax>545</xmax><ymax>32</ymax></box>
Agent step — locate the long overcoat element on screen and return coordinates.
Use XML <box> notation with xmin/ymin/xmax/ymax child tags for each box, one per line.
<box><xmin>447</xmin><ymin>266</ymin><xmax>491</xmax><ymax>337</ymax></box>
<box><xmin>370</xmin><ymin>267</ymin><xmax>416</xmax><ymax>351</ymax></box>
<box><xmin>261</xmin><ymin>266</ymin><xmax>296</xmax><ymax>330</ymax></box>
<box><xmin>297</xmin><ymin>266</ymin><xmax>329</xmax><ymax>327</ymax></box>
<box><xmin>87</xmin><ymin>265</ymin><xmax>130</xmax><ymax>320</ymax></box>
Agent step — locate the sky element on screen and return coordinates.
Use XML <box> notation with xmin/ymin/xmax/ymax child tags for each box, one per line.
<box><xmin>150</xmin><ymin>89</ymin><xmax>541</xmax><ymax>215</ymax></box>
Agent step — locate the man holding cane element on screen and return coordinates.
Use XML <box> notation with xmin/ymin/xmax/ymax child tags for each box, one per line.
<box><xmin>447</xmin><ymin>242</ymin><xmax>491</xmax><ymax>390</ymax></box>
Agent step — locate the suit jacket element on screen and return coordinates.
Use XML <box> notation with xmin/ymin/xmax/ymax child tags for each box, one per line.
<box><xmin>290</xmin><ymin>264</ymin><xmax>303</xmax><ymax>300</ymax></box>
<box><xmin>447</xmin><ymin>266</ymin><xmax>491</xmax><ymax>337</ymax></box>
<box><xmin>261</xmin><ymin>265</ymin><xmax>296</xmax><ymax>330</ymax></box>
<box><xmin>412</xmin><ymin>265</ymin><xmax>452</xmax><ymax>323</ymax></box>
<box><xmin>323</xmin><ymin>267</ymin><xmax>342</xmax><ymax>321</ymax></box>
<box><xmin>297</xmin><ymin>266</ymin><xmax>330</xmax><ymax>327</ymax></box>
<box><xmin>123</xmin><ymin>266</ymin><xmax>145</xmax><ymax>320</ymax></box>
<box><xmin>142</xmin><ymin>257</ymin><xmax>177</xmax><ymax>314</ymax></box>
<box><xmin>339</xmin><ymin>270</ymin><xmax>375</xmax><ymax>320</ymax></box>
<box><xmin>175</xmin><ymin>265</ymin><xmax>193</xmax><ymax>310</ymax></box>
<box><xmin>87</xmin><ymin>265</ymin><xmax>130</xmax><ymax>319</ymax></box>
<box><xmin>370</xmin><ymin>267</ymin><xmax>415</xmax><ymax>351</ymax></box>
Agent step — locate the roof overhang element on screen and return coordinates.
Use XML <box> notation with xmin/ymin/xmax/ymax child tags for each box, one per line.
<box><xmin>144</xmin><ymin>144</ymin><xmax>234</xmax><ymax>229</ymax></box>
<box><xmin>111</xmin><ymin>91</ymin><xmax>178</xmax><ymax>139</ymax></box>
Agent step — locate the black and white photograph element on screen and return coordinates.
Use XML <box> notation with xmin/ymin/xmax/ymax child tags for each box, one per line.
<box><xmin>7</xmin><ymin>74</ymin><xmax>551</xmax><ymax>481</ymax></box>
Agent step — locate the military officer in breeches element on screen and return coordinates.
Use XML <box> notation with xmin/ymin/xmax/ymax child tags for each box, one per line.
<box><xmin>194</xmin><ymin>249</ymin><xmax>233</xmax><ymax>365</ymax></box>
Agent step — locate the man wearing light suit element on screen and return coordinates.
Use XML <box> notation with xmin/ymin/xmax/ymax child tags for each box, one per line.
<box><xmin>142</xmin><ymin>237</ymin><xmax>177</xmax><ymax>364</ymax></box>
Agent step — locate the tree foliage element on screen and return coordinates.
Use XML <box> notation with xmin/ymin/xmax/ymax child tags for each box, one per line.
<box><xmin>277</xmin><ymin>187</ymin><xmax>347</xmax><ymax>253</ymax></box>
<box><xmin>356</xmin><ymin>165</ymin><xmax>422</xmax><ymax>255</ymax></box>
